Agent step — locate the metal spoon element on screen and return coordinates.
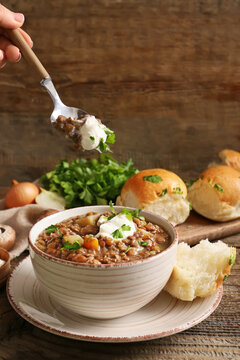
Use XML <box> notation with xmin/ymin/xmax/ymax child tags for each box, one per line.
<box><xmin>5</xmin><ymin>29</ymin><xmax>87</xmax><ymax>123</ymax></box>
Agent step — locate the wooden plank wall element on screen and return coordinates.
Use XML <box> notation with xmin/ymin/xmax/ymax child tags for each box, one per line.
<box><xmin>0</xmin><ymin>0</ymin><xmax>240</xmax><ymax>186</ymax></box>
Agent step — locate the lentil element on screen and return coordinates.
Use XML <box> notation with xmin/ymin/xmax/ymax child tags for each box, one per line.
<box><xmin>35</xmin><ymin>211</ymin><xmax>171</xmax><ymax>264</ymax></box>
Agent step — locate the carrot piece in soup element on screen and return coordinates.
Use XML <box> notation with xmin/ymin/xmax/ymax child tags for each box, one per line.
<box><xmin>84</xmin><ymin>236</ymin><xmax>99</xmax><ymax>251</ymax></box>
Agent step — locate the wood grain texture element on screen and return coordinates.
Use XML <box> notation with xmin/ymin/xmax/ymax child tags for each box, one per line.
<box><xmin>177</xmin><ymin>211</ymin><xmax>240</xmax><ymax>245</ymax></box>
<box><xmin>0</xmin><ymin>211</ymin><xmax>239</xmax><ymax>358</ymax></box>
<box><xmin>0</xmin><ymin>0</ymin><xmax>240</xmax><ymax>358</ymax></box>
<box><xmin>0</xmin><ymin>0</ymin><xmax>240</xmax><ymax>185</ymax></box>
<box><xmin>0</xmin><ymin>237</ymin><xmax>239</xmax><ymax>360</ymax></box>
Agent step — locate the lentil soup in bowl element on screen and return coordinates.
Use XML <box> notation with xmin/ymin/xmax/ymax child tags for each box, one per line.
<box><xmin>29</xmin><ymin>205</ymin><xmax>178</xmax><ymax>319</ymax></box>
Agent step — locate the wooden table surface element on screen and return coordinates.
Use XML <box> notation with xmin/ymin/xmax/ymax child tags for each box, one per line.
<box><xmin>0</xmin><ymin>0</ymin><xmax>239</xmax><ymax>359</ymax></box>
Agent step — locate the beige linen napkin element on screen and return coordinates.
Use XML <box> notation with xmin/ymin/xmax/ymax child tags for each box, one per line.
<box><xmin>0</xmin><ymin>199</ymin><xmax>50</xmax><ymax>259</ymax></box>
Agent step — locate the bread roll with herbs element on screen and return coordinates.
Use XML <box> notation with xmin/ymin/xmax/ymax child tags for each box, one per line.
<box><xmin>164</xmin><ymin>239</ymin><xmax>236</xmax><ymax>301</ymax></box>
<box><xmin>188</xmin><ymin>165</ymin><xmax>240</xmax><ymax>222</ymax></box>
<box><xmin>116</xmin><ymin>169</ymin><xmax>190</xmax><ymax>226</ymax></box>
<box><xmin>218</xmin><ymin>149</ymin><xmax>240</xmax><ymax>172</ymax></box>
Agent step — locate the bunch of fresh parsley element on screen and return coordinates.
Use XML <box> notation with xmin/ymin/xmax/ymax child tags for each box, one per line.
<box><xmin>41</xmin><ymin>154</ymin><xmax>138</xmax><ymax>209</ymax></box>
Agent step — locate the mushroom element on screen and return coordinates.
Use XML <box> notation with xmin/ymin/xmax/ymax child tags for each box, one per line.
<box><xmin>0</xmin><ymin>225</ymin><xmax>16</xmax><ymax>251</ymax></box>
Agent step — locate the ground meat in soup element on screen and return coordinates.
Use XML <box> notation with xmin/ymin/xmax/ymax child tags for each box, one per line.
<box><xmin>35</xmin><ymin>210</ymin><xmax>171</xmax><ymax>264</ymax></box>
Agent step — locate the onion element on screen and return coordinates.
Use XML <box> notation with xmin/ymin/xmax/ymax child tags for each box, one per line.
<box><xmin>35</xmin><ymin>188</ymin><xmax>66</xmax><ymax>210</ymax></box>
<box><xmin>5</xmin><ymin>180</ymin><xmax>39</xmax><ymax>208</ymax></box>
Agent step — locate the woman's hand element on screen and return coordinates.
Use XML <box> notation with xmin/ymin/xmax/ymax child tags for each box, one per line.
<box><xmin>0</xmin><ymin>4</ymin><xmax>33</xmax><ymax>69</ymax></box>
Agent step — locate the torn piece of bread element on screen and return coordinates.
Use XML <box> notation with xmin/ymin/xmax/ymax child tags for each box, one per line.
<box><xmin>188</xmin><ymin>165</ymin><xmax>240</xmax><ymax>222</ymax></box>
<box><xmin>116</xmin><ymin>169</ymin><xmax>190</xmax><ymax>226</ymax></box>
<box><xmin>218</xmin><ymin>149</ymin><xmax>240</xmax><ymax>172</ymax></box>
<box><xmin>164</xmin><ymin>239</ymin><xmax>236</xmax><ymax>301</ymax></box>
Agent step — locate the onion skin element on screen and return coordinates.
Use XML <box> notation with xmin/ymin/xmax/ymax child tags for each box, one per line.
<box><xmin>5</xmin><ymin>180</ymin><xmax>39</xmax><ymax>209</ymax></box>
<box><xmin>0</xmin><ymin>225</ymin><xmax>16</xmax><ymax>251</ymax></box>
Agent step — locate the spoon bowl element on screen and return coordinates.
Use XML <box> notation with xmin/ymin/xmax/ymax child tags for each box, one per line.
<box><xmin>40</xmin><ymin>77</ymin><xmax>87</xmax><ymax>123</ymax></box>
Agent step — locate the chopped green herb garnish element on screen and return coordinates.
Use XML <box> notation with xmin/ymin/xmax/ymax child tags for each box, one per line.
<box><xmin>143</xmin><ymin>175</ymin><xmax>163</xmax><ymax>183</ymax></box>
<box><xmin>61</xmin><ymin>240</ymin><xmax>82</xmax><ymax>250</ymax></box>
<box><xmin>214</xmin><ymin>184</ymin><xmax>224</xmax><ymax>193</ymax></box>
<box><xmin>104</xmin><ymin>128</ymin><xmax>113</xmax><ymax>135</ymax></box>
<box><xmin>130</xmin><ymin>208</ymin><xmax>145</xmax><ymax>220</ymax></box>
<box><xmin>112</xmin><ymin>228</ymin><xmax>124</xmax><ymax>239</ymax></box>
<box><xmin>173</xmin><ymin>187</ymin><xmax>183</xmax><ymax>194</ymax></box>
<box><xmin>159</xmin><ymin>188</ymin><xmax>167</xmax><ymax>197</ymax></box>
<box><xmin>96</xmin><ymin>127</ymin><xmax>116</xmax><ymax>153</ymax></box>
<box><xmin>109</xmin><ymin>200</ymin><xmax>116</xmax><ymax>214</ymax></box>
<box><xmin>125</xmin><ymin>245</ymin><xmax>132</xmax><ymax>253</ymax></box>
<box><xmin>121</xmin><ymin>224</ymin><xmax>131</xmax><ymax>231</ymax></box>
<box><xmin>45</xmin><ymin>224</ymin><xmax>58</xmax><ymax>234</ymax></box>
<box><xmin>104</xmin><ymin>128</ymin><xmax>115</xmax><ymax>144</ymax></box>
<box><xmin>186</xmin><ymin>225</ymin><xmax>193</xmax><ymax>229</ymax></box>
<box><xmin>107</xmin><ymin>133</ymin><xmax>115</xmax><ymax>144</ymax></box>
<box><xmin>139</xmin><ymin>241</ymin><xmax>148</xmax><ymax>246</ymax></box>
<box><xmin>119</xmin><ymin>208</ymin><xmax>145</xmax><ymax>221</ymax></box>
<box><xmin>223</xmin><ymin>275</ymin><xmax>228</xmax><ymax>282</ymax></box>
<box><xmin>111</xmin><ymin>224</ymin><xmax>132</xmax><ymax>239</ymax></box>
<box><xmin>104</xmin><ymin>127</ymin><xmax>115</xmax><ymax>141</ymax></box>
<box><xmin>98</xmin><ymin>138</ymin><xmax>111</xmax><ymax>153</ymax></box>
<box><xmin>45</xmin><ymin>225</ymin><xmax>63</xmax><ymax>238</ymax></box>
<box><xmin>189</xmin><ymin>202</ymin><xmax>192</xmax><ymax>211</ymax></box>
<box><xmin>107</xmin><ymin>214</ymin><xmax>116</xmax><ymax>221</ymax></box>
<box><xmin>120</xmin><ymin>208</ymin><xmax>133</xmax><ymax>221</ymax></box>
<box><xmin>229</xmin><ymin>252</ymin><xmax>236</xmax><ymax>265</ymax></box>
<box><xmin>90</xmin><ymin>136</ymin><xmax>95</xmax><ymax>142</ymax></box>
<box><xmin>106</xmin><ymin>207</ymin><xmax>145</xmax><ymax>225</ymax></box>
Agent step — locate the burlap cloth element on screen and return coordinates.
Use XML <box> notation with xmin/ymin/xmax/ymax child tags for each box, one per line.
<box><xmin>0</xmin><ymin>199</ymin><xmax>50</xmax><ymax>259</ymax></box>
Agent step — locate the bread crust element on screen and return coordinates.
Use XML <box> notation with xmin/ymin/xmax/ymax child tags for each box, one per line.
<box><xmin>219</xmin><ymin>149</ymin><xmax>240</xmax><ymax>172</ymax></box>
<box><xmin>120</xmin><ymin>169</ymin><xmax>187</xmax><ymax>208</ymax></box>
<box><xmin>188</xmin><ymin>165</ymin><xmax>240</xmax><ymax>221</ymax></box>
<box><xmin>201</xmin><ymin>165</ymin><xmax>240</xmax><ymax>205</ymax></box>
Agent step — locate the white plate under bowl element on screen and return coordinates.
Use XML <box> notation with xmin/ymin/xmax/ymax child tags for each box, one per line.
<box><xmin>7</xmin><ymin>256</ymin><xmax>222</xmax><ymax>343</ymax></box>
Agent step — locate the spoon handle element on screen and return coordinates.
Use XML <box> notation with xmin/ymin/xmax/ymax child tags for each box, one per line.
<box><xmin>5</xmin><ymin>28</ymin><xmax>50</xmax><ymax>80</ymax></box>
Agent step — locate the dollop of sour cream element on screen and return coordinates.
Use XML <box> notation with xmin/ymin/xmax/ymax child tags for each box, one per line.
<box><xmin>97</xmin><ymin>213</ymin><xmax>136</xmax><ymax>241</ymax></box>
<box><xmin>80</xmin><ymin>115</ymin><xmax>107</xmax><ymax>151</ymax></box>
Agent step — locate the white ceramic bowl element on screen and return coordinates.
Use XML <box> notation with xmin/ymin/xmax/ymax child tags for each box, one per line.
<box><xmin>29</xmin><ymin>206</ymin><xmax>178</xmax><ymax>319</ymax></box>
